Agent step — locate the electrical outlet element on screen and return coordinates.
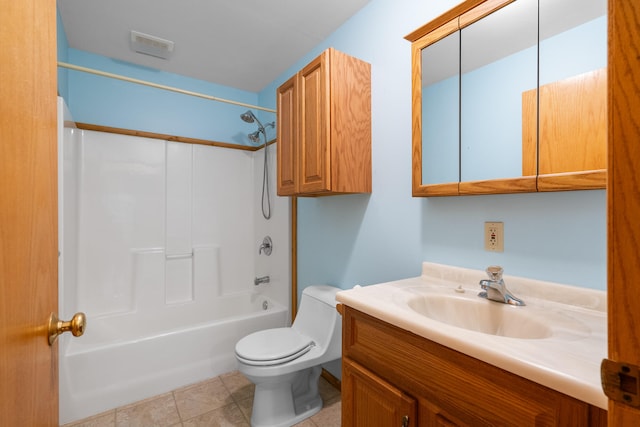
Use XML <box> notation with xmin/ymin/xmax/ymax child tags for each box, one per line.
<box><xmin>484</xmin><ymin>222</ymin><xmax>504</xmax><ymax>252</ymax></box>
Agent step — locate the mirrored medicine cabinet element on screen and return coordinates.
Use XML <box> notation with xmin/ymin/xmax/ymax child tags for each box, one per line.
<box><xmin>407</xmin><ymin>0</ymin><xmax>607</xmax><ymax>196</ymax></box>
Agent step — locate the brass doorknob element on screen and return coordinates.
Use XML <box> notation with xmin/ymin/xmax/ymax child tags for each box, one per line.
<box><xmin>48</xmin><ymin>312</ymin><xmax>86</xmax><ymax>345</ymax></box>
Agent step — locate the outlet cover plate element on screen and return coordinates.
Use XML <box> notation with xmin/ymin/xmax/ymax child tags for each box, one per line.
<box><xmin>485</xmin><ymin>221</ymin><xmax>504</xmax><ymax>252</ymax></box>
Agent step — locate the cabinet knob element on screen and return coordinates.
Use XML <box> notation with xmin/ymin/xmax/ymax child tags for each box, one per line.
<box><xmin>401</xmin><ymin>415</ymin><xmax>409</xmax><ymax>427</ymax></box>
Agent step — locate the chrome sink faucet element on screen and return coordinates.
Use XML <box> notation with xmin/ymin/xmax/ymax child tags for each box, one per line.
<box><xmin>478</xmin><ymin>266</ymin><xmax>525</xmax><ymax>306</ymax></box>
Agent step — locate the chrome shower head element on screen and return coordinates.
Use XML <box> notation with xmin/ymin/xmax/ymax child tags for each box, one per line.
<box><xmin>248</xmin><ymin>130</ymin><xmax>262</xmax><ymax>143</ymax></box>
<box><xmin>240</xmin><ymin>110</ymin><xmax>257</xmax><ymax>124</ymax></box>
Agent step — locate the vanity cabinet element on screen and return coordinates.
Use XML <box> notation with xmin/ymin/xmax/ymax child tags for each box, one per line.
<box><xmin>341</xmin><ymin>305</ymin><xmax>608</xmax><ymax>427</ymax></box>
<box><xmin>276</xmin><ymin>48</ymin><xmax>371</xmax><ymax>196</ymax></box>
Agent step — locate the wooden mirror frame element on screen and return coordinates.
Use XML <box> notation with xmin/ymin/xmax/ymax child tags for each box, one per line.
<box><xmin>406</xmin><ymin>0</ymin><xmax>607</xmax><ymax>197</ymax></box>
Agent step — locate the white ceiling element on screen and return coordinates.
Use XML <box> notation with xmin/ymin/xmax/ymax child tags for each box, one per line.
<box><xmin>57</xmin><ymin>0</ymin><xmax>371</xmax><ymax>93</ymax></box>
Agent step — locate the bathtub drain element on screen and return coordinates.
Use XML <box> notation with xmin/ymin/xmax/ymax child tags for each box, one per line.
<box><xmin>262</xmin><ymin>300</ymin><xmax>269</xmax><ymax>310</ymax></box>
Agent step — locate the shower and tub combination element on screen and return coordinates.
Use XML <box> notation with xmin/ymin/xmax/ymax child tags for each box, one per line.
<box><xmin>57</xmin><ymin>99</ymin><xmax>290</xmax><ymax>424</ymax></box>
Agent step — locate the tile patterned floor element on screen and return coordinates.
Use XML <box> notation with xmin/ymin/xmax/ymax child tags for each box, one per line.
<box><xmin>61</xmin><ymin>371</ymin><xmax>341</xmax><ymax>427</ymax></box>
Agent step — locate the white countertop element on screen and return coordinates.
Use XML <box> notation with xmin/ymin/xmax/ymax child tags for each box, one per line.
<box><xmin>336</xmin><ymin>262</ymin><xmax>608</xmax><ymax>409</ymax></box>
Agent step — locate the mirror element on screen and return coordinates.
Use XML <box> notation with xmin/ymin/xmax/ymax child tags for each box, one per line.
<box><xmin>408</xmin><ymin>0</ymin><xmax>607</xmax><ymax>196</ymax></box>
<box><xmin>421</xmin><ymin>31</ymin><xmax>459</xmax><ymax>187</ymax></box>
<box><xmin>460</xmin><ymin>0</ymin><xmax>537</xmax><ymax>184</ymax></box>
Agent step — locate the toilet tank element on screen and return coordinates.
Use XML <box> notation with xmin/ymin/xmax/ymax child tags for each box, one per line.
<box><xmin>292</xmin><ymin>285</ymin><xmax>342</xmax><ymax>354</ymax></box>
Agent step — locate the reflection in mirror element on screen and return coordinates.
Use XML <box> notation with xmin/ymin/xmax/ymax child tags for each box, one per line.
<box><xmin>460</xmin><ymin>0</ymin><xmax>537</xmax><ymax>182</ymax></box>
<box><xmin>421</xmin><ymin>32</ymin><xmax>460</xmax><ymax>185</ymax></box>
<box><xmin>534</xmin><ymin>0</ymin><xmax>607</xmax><ymax>177</ymax></box>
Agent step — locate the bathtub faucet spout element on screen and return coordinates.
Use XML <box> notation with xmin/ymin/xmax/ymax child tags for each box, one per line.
<box><xmin>254</xmin><ymin>276</ymin><xmax>270</xmax><ymax>286</ymax></box>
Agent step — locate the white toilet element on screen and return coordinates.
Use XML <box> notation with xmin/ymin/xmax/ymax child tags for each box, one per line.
<box><xmin>235</xmin><ymin>285</ymin><xmax>342</xmax><ymax>427</ymax></box>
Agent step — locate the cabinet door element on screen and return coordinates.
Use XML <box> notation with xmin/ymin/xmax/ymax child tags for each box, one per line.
<box><xmin>421</xmin><ymin>400</ymin><xmax>461</xmax><ymax>426</ymax></box>
<box><xmin>276</xmin><ymin>74</ymin><xmax>297</xmax><ymax>196</ymax></box>
<box><xmin>343</xmin><ymin>358</ymin><xmax>417</xmax><ymax>427</ymax></box>
<box><xmin>298</xmin><ymin>50</ymin><xmax>331</xmax><ymax>194</ymax></box>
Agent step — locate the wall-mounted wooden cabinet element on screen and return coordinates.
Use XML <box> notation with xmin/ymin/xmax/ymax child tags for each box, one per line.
<box><xmin>276</xmin><ymin>48</ymin><xmax>371</xmax><ymax>197</ymax></box>
<box><xmin>342</xmin><ymin>305</ymin><xmax>608</xmax><ymax>427</ymax></box>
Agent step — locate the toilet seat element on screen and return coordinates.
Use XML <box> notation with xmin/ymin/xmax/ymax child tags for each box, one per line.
<box><xmin>235</xmin><ymin>328</ymin><xmax>315</xmax><ymax>366</ymax></box>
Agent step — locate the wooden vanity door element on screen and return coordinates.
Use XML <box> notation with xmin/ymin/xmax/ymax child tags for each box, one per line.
<box><xmin>343</xmin><ymin>358</ymin><xmax>417</xmax><ymax>427</ymax></box>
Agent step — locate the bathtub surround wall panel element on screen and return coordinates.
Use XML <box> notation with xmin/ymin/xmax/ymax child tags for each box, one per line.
<box><xmin>76</xmin><ymin>130</ymin><xmax>166</xmax><ymax>316</ymax></box>
<box><xmin>191</xmin><ymin>144</ymin><xmax>257</xmax><ymax>296</ymax></box>
<box><xmin>253</xmin><ymin>143</ymin><xmax>292</xmax><ymax>318</ymax></box>
<box><xmin>165</xmin><ymin>141</ymin><xmax>194</xmax><ymax>304</ymax></box>
<box><xmin>132</xmin><ymin>249</ymin><xmax>166</xmax><ymax>312</ymax></box>
<box><xmin>165</xmin><ymin>141</ymin><xmax>193</xmax><ymax>255</ymax></box>
<box><xmin>58</xmin><ymin>100</ymin><xmax>81</xmax><ymax>371</ymax></box>
<box><xmin>60</xmin><ymin>129</ymin><xmax>80</xmax><ymax>320</ymax></box>
<box><xmin>194</xmin><ymin>246</ymin><xmax>222</xmax><ymax>298</ymax></box>
<box><xmin>165</xmin><ymin>258</ymin><xmax>194</xmax><ymax>304</ymax></box>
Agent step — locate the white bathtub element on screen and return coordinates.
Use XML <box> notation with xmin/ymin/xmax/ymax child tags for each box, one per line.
<box><xmin>59</xmin><ymin>292</ymin><xmax>288</xmax><ymax>424</ymax></box>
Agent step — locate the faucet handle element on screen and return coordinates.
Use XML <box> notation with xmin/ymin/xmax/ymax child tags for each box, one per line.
<box><xmin>259</xmin><ymin>236</ymin><xmax>273</xmax><ymax>256</ymax></box>
<box><xmin>486</xmin><ymin>265</ymin><xmax>503</xmax><ymax>281</ymax></box>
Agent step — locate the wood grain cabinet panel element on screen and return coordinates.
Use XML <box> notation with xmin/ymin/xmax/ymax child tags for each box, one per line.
<box><xmin>276</xmin><ymin>75</ymin><xmax>297</xmax><ymax>196</ymax></box>
<box><xmin>343</xmin><ymin>358</ymin><xmax>417</xmax><ymax>427</ymax></box>
<box><xmin>276</xmin><ymin>48</ymin><xmax>371</xmax><ymax>196</ymax></box>
<box><xmin>342</xmin><ymin>306</ymin><xmax>607</xmax><ymax>427</ymax></box>
<box><xmin>522</xmin><ymin>68</ymin><xmax>607</xmax><ymax>191</ymax></box>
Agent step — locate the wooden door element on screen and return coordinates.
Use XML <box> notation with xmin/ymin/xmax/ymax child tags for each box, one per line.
<box><xmin>277</xmin><ymin>74</ymin><xmax>298</xmax><ymax>196</ymax></box>
<box><xmin>0</xmin><ymin>0</ymin><xmax>59</xmax><ymax>425</ymax></box>
<box><xmin>298</xmin><ymin>50</ymin><xmax>331</xmax><ymax>194</ymax></box>
<box><xmin>607</xmin><ymin>0</ymin><xmax>640</xmax><ymax>424</ymax></box>
<box><xmin>342</xmin><ymin>358</ymin><xmax>416</xmax><ymax>427</ymax></box>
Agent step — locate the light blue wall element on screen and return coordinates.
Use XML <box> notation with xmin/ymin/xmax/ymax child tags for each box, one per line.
<box><xmin>58</xmin><ymin>46</ymin><xmax>275</xmax><ymax>145</ymax></box>
<box><xmin>57</xmin><ymin>0</ymin><xmax>607</xmax><ymax>296</ymax></box>
<box><xmin>66</xmin><ymin>48</ymin><xmax>276</xmax><ymax>145</ymax></box>
<box><xmin>259</xmin><ymin>0</ymin><xmax>607</xmax><ymax>295</ymax></box>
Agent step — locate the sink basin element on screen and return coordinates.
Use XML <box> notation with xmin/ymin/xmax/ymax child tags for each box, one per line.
<box><xmin>407</xmin><ymin>294</ymin><xmax>553</xmax><ymax>339</ymax></box>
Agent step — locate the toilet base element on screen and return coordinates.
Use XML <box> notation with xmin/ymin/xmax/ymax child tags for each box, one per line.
<box><xmin>249</xmin><ymin>366</ymin><xmax>324</xmax><ymax>427</ymax></box>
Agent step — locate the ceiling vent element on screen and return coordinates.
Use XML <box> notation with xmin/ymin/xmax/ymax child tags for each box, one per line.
<box><xmin>130</xmin><ymin>30</ymin><xmax>174</xmax><ymax>60</ymax></box>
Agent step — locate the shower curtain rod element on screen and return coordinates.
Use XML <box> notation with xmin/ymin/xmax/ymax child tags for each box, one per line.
<box><xmin>57</xmin><ymin>62</ymin><xmax>277</xmax><ymax>113</ymax></box>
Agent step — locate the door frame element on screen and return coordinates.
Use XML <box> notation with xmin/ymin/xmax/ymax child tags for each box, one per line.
<box><xmin>607</xmin><ymin>0</ymin><xmax>640</xmax><ymax>424</ymax></box>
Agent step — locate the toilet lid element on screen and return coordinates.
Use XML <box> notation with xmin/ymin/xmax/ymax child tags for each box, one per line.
<box><xmin>235</xmin><ymin>328</ymin><xmax>315</xmax><ymax>366</ymax></box>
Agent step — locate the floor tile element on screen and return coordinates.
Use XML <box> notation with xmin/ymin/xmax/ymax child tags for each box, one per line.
<box><xmin>61</xmin><ymin>410</ymin><xmax>116</xmax><ymax>427</ymax></box>
<box><xmin>309</xmin><ymin>395</ymin><xmax>341</xmax><ymax>427</ymax></box>
<box><xmin>235</xmin><ymin>396</ymin><xmax>254</xmax><ymax>423</ymax></box>
<box><xmin>318</xmin><ymin>377</ymin><xmax>341</xmax><ymax>402</ymax></box>
<box><xmin>292</xmin><ymin>419</ymin><xmax>316</xmax><ymax>427</ymax></box>
<box><xmin>115</xmin><ymin>393</ymin><xmax>181</xmax><ymax>427</ymax></box>
<box><xmin>219</xmin><ymin>371</ymin><xmax>255</xmax><ymax>402</ymax></box>
<box><xmin>173</xmin><ymin>377</ymin><xmax>234</xmax><ymax>421</ymax></box>
<box><xmin>61</xmin><ymin>371</ymin><xmax>341</xmax><ymax>427</ymax></box>
<box><xmin>181</xmin><ymin>403</ymin><xmax>249</xmax><ymax>427</ymax></box>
